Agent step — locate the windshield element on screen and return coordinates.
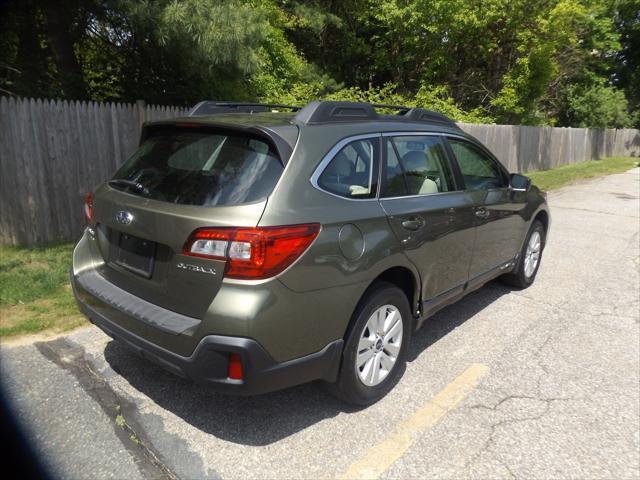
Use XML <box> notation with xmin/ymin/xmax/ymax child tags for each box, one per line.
<box><xmin>111</xmin><ymin>128</ymin><xmax>283</xmax><ymax>206</ymax></box>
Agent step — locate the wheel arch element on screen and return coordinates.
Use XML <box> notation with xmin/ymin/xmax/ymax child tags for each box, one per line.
<box><xmin>342</xmin><ymin>265</ymin><xmax>420</xmax><ymax>343</ymax></box>
<box><xmin>530</xmin><ymin>207</ymin><xmax>550</xmax><ymax>250</ymax></box>
<box><xmin>533</xmin><ymin>209</ymin><xmax>549</xmax><ymax>236</ymax></box>
<box><xmin>517</xmin><ymin>206</ymin><xmax>550</xmax><ymax>253</ymax></box>
<box><xmin>375</xmin><ymin>266</ymin><xmax>420</xmax><ymax>316</ymax></box>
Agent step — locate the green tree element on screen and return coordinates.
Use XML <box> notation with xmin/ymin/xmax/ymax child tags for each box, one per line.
<box><xmin>0</xmin><ymin>0</ymin><xmax>94</xmax><ymax>99</ymax></box>
<box><xmin>0</xmin><ymin>0</ymin><xmax>319</xmax><ymax>104</ymax></box>
<box><xmin>613</xmin><ymin>0</ymin><xmax>640</xmax><ymax>121</ymax></box>
<box><xmin>0</xmin><ymin>0</ymin><xmax>637</xmax><ymax>127</ymax></box>
<box><xmin>566</xmin><ymin>78</ymin><xmax>636</xmax><ymax>127</ymax></box>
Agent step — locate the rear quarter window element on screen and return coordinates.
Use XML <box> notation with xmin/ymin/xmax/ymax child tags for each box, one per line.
<box><xmin>316</xmin><ymin>138</ymin><xmax>379</xmax><ymax>199</ymax></box>
<box><xmin>112</xmin><ymin>129</ymin><xmax>283</xmax><ymax>206</ymax></box>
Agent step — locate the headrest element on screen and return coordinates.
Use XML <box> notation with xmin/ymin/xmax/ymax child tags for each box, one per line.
<box><xmin>402</xmin><ymin>150</ymin><xmax>426</xmax><ymax>172</ymax></box>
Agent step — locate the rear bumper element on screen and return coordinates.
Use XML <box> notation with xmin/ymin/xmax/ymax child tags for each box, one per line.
<box><xmin>71</xmin><ymin>272</ymin><xmax>343</xmax><ymax>395</ymax></box>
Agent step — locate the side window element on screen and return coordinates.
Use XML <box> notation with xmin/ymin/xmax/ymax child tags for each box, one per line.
<box><xmin>448</xmin><ymin>139</ymin><xmax>507</xmax><ymax>190</ymax></box>
<box><xmin>317</xmin><ymin>138</ymin><xmax>379</xmax><ymax>199</ymax></box>
<box><xmin>383</xmin><ymin>140</ymin><xmax>408</xmax><ymax>197</ymax></box>
<box><xmin>382</xmin><ymin>136</ymin><xmax>454</xmax><ymax>197</ymax></box>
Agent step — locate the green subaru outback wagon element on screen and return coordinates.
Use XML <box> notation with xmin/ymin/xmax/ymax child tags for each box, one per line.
<box><xmin>71</xmin><ymin>101</ymin><xmax>549</xmax><ymax>405</ymax></box>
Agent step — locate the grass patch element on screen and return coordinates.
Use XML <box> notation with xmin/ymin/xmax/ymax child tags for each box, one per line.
<box><xmin>528</xmin><ymin>156</ymin><xmax>639</xmax><ymax>191</ymax></box>
<box><xmin>0</xmin><ymin>243</ymin><xmax>85</xmax><ymax>338</ymax></box>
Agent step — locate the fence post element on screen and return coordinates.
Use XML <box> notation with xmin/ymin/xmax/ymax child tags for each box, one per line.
<box><xmin>135</xmin><ymin>99</ymin><xmax>146</xmax><ymax>133</ymax></box>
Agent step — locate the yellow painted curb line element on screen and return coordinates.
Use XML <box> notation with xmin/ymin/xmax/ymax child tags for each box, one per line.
<box><xmin>338</xmin><ymin>363</ymin><xmax>489</xmax><ymax>480</ymax></box>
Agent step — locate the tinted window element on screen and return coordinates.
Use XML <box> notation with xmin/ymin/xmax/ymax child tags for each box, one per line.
<box><xmin>382</xmin><ymin>136</ymin><xmax>453</xmax><ymax>197</ymax></box>
<box><xmin>318</xmin><ymin>138</ymin><xmax>379</xmax><ymax>199</ymax></box>
<box><xmin>448</xmin><ymin>139</ymin><xmax>506</xmax><ymax>190</ymax></box>
<box><xmin>112</xmin><ymin>129</ymin><xmax>283</xmax><ymax>206</ymax></box>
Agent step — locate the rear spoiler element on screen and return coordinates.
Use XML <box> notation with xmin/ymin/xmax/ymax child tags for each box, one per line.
<box><xmin>140</xmin><ymin>120</ymin><xmax>297</xmax><ymax>166</ymax></box>
<box><xmin>188</xmin><ymin>101</ymin><xmax>300</xmax><ymax>116</ymax></box>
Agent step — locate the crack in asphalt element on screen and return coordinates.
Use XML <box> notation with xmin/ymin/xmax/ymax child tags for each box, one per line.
<box><xmin>463</xmin><ymin>393</ymin><xmax>583</xmax><ymax>479</ymax></box>
<box><xmin>465</xmin><ymin>399</ymin><xmax>552</xmax><ymax>479</ymax></box>
<box><xmin>35</xmin><ymin>338</ymin><xmax>178</xmax><ymax>480</ymax></box>
<box><xmin>460</xmin><ymin>309</ymin><xmax>588</xmax><ymax>478</ymax></box>
<box><xmin>626</xmin><ymin>232</ymin><xmax>640</xmax><ymax>252</ymax></box>
<box><xmin>512</xmin><ymin>293</ymin><xmax>639</xmax><ymax>321</ymax></box>
<box><xmin>549</xmin><ymin>205</ymin><xmax>639</xmax><ymax>219</ymax></box>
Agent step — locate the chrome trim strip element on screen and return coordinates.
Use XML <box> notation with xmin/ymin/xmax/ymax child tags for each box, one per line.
<box><xmin>309</xmin><ymin>130</ymin><xmax>507</xmax><ymax>202</ymax></box>
<box><xmin>381</xmin><ymin>131</ymin><xmax>447</xmax><ymax>137</ymax></box>
<box><xmin>187</xmin><ymin>101</ymin><xmax>207</xmax><ymax>116</ymax></box>
<box><xmin>379</xmin><ymin>190</ymin><xmax>465</xmax><ymax>201</ymax></box>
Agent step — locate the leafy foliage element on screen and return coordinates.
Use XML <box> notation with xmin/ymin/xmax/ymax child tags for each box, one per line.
<box><xmin>566</xmin><ymin>78</ymin><xmax>636</xmax><ymax>127</ymax></box>
<box><xmin>0</xmin><ymin>0</ymin><xmax>637</xmax><ymax>126</ymax></box>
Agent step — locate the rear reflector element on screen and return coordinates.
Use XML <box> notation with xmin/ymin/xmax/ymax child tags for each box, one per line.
<box><xmin>83</xmin><ymin>192</ymin><xmax>93</xmax><ymax>224</ymax></box>
<box><xmin>227</xmin><ymin>353</ymin><xmax>243</xmax><ymax>380</ymax></box>
<box><xmin>183</xmin><ymin>223</ymin><xmax>320</xmax><ymax>280</ymax></box>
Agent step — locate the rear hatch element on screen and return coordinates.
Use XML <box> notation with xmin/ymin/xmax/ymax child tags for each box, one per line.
<box><xmin>89</xmin><ymin>124</ymin><xmax>287</xmax><ymax>319</ymax></box>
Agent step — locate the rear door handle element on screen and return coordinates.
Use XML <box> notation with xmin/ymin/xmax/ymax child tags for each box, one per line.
<box><xmin>401</xmin><ymin>216</ymin><xmax>425</xmax><ymax>231</ymax></box>
<box><xmin>475</xmin><ymin>208</ymin><xmax>490</xmax><ymax>219</ymax></box>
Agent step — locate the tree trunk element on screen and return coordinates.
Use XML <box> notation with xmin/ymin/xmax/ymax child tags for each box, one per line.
<box><xmin>40</xmin><ymin>1</ymin><xmax>87</xmax><ymax>99</ymax></box>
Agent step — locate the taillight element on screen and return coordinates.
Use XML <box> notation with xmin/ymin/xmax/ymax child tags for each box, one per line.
<box><xmin>183</xmin><ymin>223</ymin><xmax>320</xmax><ymax>280</ymax></box>
<box><xmin>83</xmin><ymin>192</ymin><xmax>93</xmax><ymax>224</ymax></box>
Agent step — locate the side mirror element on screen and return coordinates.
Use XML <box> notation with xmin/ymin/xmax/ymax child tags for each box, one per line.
<box><xmin>509</xmin><ymin>173</ymin><xmax>531</xmax><ymax>192</ymax></box>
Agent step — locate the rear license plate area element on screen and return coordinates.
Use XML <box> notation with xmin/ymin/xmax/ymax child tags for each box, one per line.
<box><xmin>113</xmin><ymin>232</ymin><xmax>156</xmax><ymax>278</ymax></box>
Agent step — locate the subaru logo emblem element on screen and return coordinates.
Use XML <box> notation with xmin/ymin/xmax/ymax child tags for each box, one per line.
<box><xmin>116</xmin><ymin>210</ymin><xmax>134</xmax><ymax>225</ymax></box>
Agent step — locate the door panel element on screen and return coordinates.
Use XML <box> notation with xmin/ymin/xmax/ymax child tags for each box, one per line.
<box><xmin>467</xmin><ymin>189</ymin><xmax>522</xmax><ymax>276</ymax></box>
<box><xmin>380</xmin><ymin>135</ymin><xmax>475</xmax><ymax>301</ymax></box>
<box><xmin>381</xmin><ymin>193</ymin><xmax>476</xmax><ymax>299</ymax></box>
<box><xmin>446</xmin><ymin>137</ymin><xmax>524</xmax><ymax>280</ymax></box>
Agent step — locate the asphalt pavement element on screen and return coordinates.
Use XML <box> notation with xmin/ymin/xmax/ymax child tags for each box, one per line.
<box><xmin>2</xmin><ymin>168</ymin><xmax>639</xmax><ymax>479</ymax></box>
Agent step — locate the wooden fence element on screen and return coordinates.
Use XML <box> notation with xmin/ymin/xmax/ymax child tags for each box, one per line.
<box><xmin>459</xmin><ymin>123</ymin><xmax>640</xmax><ymax>172</ymax></box>
<box><xmin>1</xmin><ymin>96</ymin><xmax>639</xmax><ymax>246</ymax></box>
<box><xmin>0</xmin><ymin>97</ymin><xmax>189</xmax><ymax>246</ymax></box>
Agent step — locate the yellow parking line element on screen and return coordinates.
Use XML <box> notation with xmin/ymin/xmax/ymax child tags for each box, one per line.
<box><xmin>337</xmin><ymin>363</ymin><xmax>489</xmax><ymax>480</ymax></box>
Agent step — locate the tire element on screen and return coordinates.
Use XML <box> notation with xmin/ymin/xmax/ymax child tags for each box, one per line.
<box><xmin>502</xmin><ymin>220</ymin><xmax>545</xmax><ymax>289</ymax></box>
<box><xmin>327</xmin><ymin>281</ymin><xmax>412</xmax><ymax>406</ymax></box>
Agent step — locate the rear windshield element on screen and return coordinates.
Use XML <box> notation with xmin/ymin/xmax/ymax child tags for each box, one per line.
<box><xmin>111</xmin><ymin>129</ymin><xmax>283</xmax><ymax>206</ymax></box>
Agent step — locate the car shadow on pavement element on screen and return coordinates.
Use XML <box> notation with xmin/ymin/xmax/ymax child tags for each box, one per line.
<box><xmin>102</xmin><ymin>280</ymin><xmax>512</xmax><ymax>446</ymax></box>
<box><xmin>407</xmin><ymin>281</ymin><xmax>512</xmax><ymax>362</ymax></box>
<box><xmin>104</xmin><ymin>339</ymin><xmax>354</xmax><ymax>446</ymax></box>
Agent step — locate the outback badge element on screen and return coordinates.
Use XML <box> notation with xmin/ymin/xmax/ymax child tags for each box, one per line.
<box><xmin>176</xmin><ymin>262</ymin><xmax>217</xmax><ymax>276</ymax></box>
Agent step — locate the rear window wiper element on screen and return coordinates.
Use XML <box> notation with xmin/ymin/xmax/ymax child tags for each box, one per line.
<box><xmin>108</xmin><ymin>179</ymin><xmax>149</xmax><ymax>196</ymax></box>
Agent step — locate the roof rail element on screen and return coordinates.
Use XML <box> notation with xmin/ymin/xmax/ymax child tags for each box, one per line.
<box><xmin>402</xmin><ymin>108</ymin><xmax>458</xmax><ymax>127</ymax></box>
<box><xmin>293</xmin><ymin>101</ymin><xmax>379</xmax><ymax>124</ymax></box>
<box><xmin>292</xmin><ymin>101</ymin><xmax>459</xmax><ymax>128</ymax></box>
<box><xmin>188</xmin><ymin>100</ymin><xmax>460</xmax><ymax>128</ymax></box>
<box><xmin>189</xmin><ymin>101</ymin><xmax>301</xmax><ymax>116</ymax></box>
<box><xmin>371</xmin><ymin>103</ymin><xmax>412</xmax><ymax>113</ymax></box>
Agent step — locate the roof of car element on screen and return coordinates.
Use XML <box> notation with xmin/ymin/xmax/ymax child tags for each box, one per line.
<box><xmin>143</xmin><ymin>101</ymin><xmax>467</xmax><ymax>165</ymax></box>
<box><xmin>180</xmin><ymin>100</ymin><xmax>463</xmax><ymax>130</ymax></box>
<box><xmin>166</xmin><ymin>112</ymin><xmax>298</xmax><ymax>128</ymax></box>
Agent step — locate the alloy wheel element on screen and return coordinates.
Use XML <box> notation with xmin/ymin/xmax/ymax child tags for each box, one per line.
<box><xmin>524</xmin><ymin>230</ymin><xmax>541</xmax><ymax>278</ymax></box>
<box><xmin>355</xmin><ymin>305</ymin><xmax>403</xmax><ymax>387</ymax></box>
